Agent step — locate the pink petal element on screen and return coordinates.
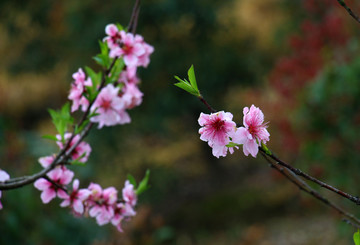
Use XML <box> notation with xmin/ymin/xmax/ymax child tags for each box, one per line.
<box><xmin>34</xmin><ymin>178</ymin><xmax>51</xmax><ymax>191</ymax></box>
<box><xmin>41</xmin><ymin>188</ymin><xmax>57</xmax><ymax>204</ymax></box>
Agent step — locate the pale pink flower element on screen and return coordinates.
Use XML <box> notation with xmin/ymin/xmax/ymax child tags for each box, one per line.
<box><xmin>56</xmin><ymin>133</ymin><xmax>92</xmax><ymax>163</ymax></box>
<box><xmin>231</xmin><ymin>105</ymin><xmax>270</xmax><ymax>157</ymax></box>
<box><xmin>122</xmin><ymin>180</ymin><xmax>137</xmax><ymax>207</ymax></box>
<box><xmin>60</xmin><ymin>179</ymin><xmax>91</xmax><ymax>215</ymax></box>
<box><xmin>111</xmin><ymin>203</ymin><xmax>136</xmax><ymax>232</ymax></box>
<box><xmin>198</xmin><ymin>111</ymin><xmax>236</xmax><ymax>158</ymax></box>
<box><xmin>109</xmin><ymin>31</ymin><xmax>145</xmax><ymax>67</ymax></box>
<box><xmin>38</xmin><ymin>155</ymin><xmax>55</xmax><ymax>168</ymax></box>
<box><xmin>34</xmin><ymin>166</ymin><xmax>74</xmax><ymax>204</ymax></box>
<box><xmin>68</xmin><ymin>68</ymin><xmax>92</xmax><ymax>112</ymax></box>
<box><xmin>119</xmin><ymin>70</ymin><xmax>140</xmax><ymax>85</ymax></box>
<box><xmin>135</xmin><ymin>35</ymin><xmax>154</xmax><ymax>68</ymax></box>
<box><xmin>90</xmin><ymin>84</ymin><xmax>130</xmax><ymax>128</ymax></box>
<box><xmin>87</xmin><ymin>183</ymin><xmax>118</xmax><ymax>226</ymax></box>
<box><xmin>104</xmin><ymin>24</ymin><xmax>122</xmax><ymax>49</ymax></box>
<box><xmin>0</xmin><ymin>170</ymin><xmax>10</xmax><ymax>210</ymax></box>
<box><xmin>121</xmin><ymin>82</ymin><xmax>143</xmax><ymax>109</ymax></box>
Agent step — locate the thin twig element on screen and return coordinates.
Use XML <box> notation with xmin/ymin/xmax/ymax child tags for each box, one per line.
<box><xmin>337</xmin><ymin>0</ymin><xmax>360</xmax><ymax>24</ymax></box>
<box><xmin>127</xmin><ymin>0</ymin><xmax>141</xmax><ymax>33</ymax></box>
<box><xmin>261</xmin><ymin>151</ymin><xmax>360</xmax><ymax>228</ymax></box>
<box><xmin>199</xmin><ymin>96</ymin><xmax>216</xmax><ymax>113</ymax></box>
<box><xmin>259</xmin><ymin>147</ymin><xmax>360</xmax><ymax>205</ymax></box>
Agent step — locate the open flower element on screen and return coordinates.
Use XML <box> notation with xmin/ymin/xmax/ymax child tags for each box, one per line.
<box><xmin>109</xmin><ymin>31</ymin><xmax>145</xmax><ymax>67</ymax></box>
<box><xmin>60</xmin><ymin>179</ymin><xmax>91</xmax><ymax>215</ymax></box>
<box><xmin>122</xmin><ymin>180</ymin><xmax>137</xmax><ymax>207</ymax></box>
<box><xmin>90</xmin><ymin>84</ymin><xmax>131</xmax><ymax>128</ymax></box>
<box><xmin>87</xmin><ymin>183</ymin><xmax>118</xmax><ymax>226</ymax></box>
<box><xmin>34</xmin><ymin>166</ymin><xmax>74</xmax><ymax>204</ymax></box>
<box><xmin>231</xmin><ymin>105</ymin><xmax>270</xmax><ymax>157</ymax></box>
<box><xmin>198</xmin><ymin>111</ymin><xmax>236</xmax><ymax>158</ymax></box>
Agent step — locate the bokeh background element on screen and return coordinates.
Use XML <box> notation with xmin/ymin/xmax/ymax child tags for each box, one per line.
<box><xmin>1</xmin><ymin>0</ymin><xmax>360</xmax><ymax>244</ymax></box>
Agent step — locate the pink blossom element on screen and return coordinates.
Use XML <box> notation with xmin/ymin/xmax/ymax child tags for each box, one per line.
<box><xmin>231</xmin><ymin>105</ymin><xmax>270</xmax><ymax>157</ymax></box>
<box><xmin>122</xmin><ymin>180</ymin><xmax>137</xmax><ymax>207</ymax></box>
<box><xmin>0</xmin><ymin>170</ymin><xmax>10</xmax><ymax>210</ymax></box>
<box><xmin>34</xmin><ymin>166</ymin><xmax>74</xmax><ymax>204</ymax></box>
<box><xmin>104</xmin><ymin>24</ymin><xmax>122</xmax><ymax>49</ymax></box>
<box><xmin>38</xmin><ymin>155</ymin><xmax>55</xmax><ymax>168</ymax></box>
<box><xmin>56</xmin><ymin>133</ymin><xmax>92</xmax><ymax>163</ymax></box>
<box><xmin>135</xmin><ymin>35</ymin><xmax>154</xmax><ymax>68</ymax></box>
<box><xmin>111</xmin><ymin>203</ymin><xmax>136</xmax><ymax>232</ymax></box>
<box><xmin>87</xmin><ymin>183</ymin><xmax>118</xmax><ymax>226</ymax></box>
<box><xmin>121</xmin><ymin>82</ymin><xmax>143</xmax><ymax>109</ymax></box>
<box><xmin>68</xmin><ymin>68</ymin><xmax>92</xmax><ymax>112</ymax></box>
<box><xmin>119</xmin><ymin>70</ymin><xmax>140</xmax><ymax>85</ymax></box>
<box><xmin>90</xmin><ymin>84</ymin><xmax>130</xmax><ymax>128</ymax></box>
<box><xmin>109</xmin><ymin>31</ymin><xmax>145</xmax><ymax>67</ymax></box>
<box><xmin>60</xmin><ymin>179</ymin><xmax>91</xmax><ymax>215</ymax></box>
<box><xmin>198</xmin><ymin>111</ymin><xmax>236</xmax><ymax>158</ymax></box>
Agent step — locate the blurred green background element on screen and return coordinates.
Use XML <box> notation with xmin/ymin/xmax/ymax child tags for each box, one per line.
<box><xmin>1</xmin><ymin>0</ymin><xmax>360</xmax><ymax>244</ymax></box>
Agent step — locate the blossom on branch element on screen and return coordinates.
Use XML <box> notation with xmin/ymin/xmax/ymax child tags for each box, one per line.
<box><xmin>87</xmin><ymin>183</ymin><xmax>118</xmax><ymax>226</ymax></box>
<box><xmin>34</xmin><ymin>166</ymin><xmax>74</xmax><ymax>204</ymax></box>
<box><xmin>68</xmin><ymin>68</ymin><xmax>92</xmax><ymax>113</ymax></box>
<box><xmin>60</xmin><ymin>179</ymin><xmax>91</xmax><ymax>215</ymax></box>
<box><xmin>104</xmin><ymin>24</ymin><xmax>153</xmax><ymax>69</ymax></box>
<box><xmin>198</xmin><ymin>111</ymin><xmax>236</xmax><ymax>158</ymax></box>
<box><xmin>56</xmin><ymin>133</ymin><xmax>92</xmax><ymax>163</ymax></box>
<box><xmin>90</xmin><ymin>84</ymin><xmax>130</xmax><ymax>128</ymax></box>
<box><xmin>231</xmin><ymin>105</ymin><xmax>270</xmax><ymax>157</ymax></box>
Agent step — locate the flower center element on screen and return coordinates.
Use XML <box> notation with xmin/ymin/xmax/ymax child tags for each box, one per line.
<box><xmin>101</xmin><ymin>99</ymin><xmax>112</xmax><ymax>110</ymax></box>
<box><xmin>248</xmin><ymin>124</ymin><xmax>257</xmax><ymax>136</ymax></box>
<box><xmin>122</xmin><ymin>44</ymin><xmax>133</xmax><ymax>55</ymax></box>
<box><xmin>212</xmin><ymin>118</ymin><xmax>225</xmax><ymax>131</ymax></box>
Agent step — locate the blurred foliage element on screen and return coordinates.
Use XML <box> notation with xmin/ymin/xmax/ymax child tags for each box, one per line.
<box><xmin>1</xmin><ymin>0</ymin><xmax>360</xmax><ymax>244</ymax></box>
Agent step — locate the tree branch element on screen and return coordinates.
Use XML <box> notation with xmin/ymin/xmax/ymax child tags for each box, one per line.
<box><xmin>337</xmin><ymin>0</ymin><xmax>360</xmax><ymax>24</ymax></box>
<box><xmin>0</xmin><ymin>0</ymin><xmax>142</xmax><ymax>191</ymax></box>
<box><xmin>260</xmin><ymin>151</ymin><xmax>360</xmax><ymax>228</ymax></box>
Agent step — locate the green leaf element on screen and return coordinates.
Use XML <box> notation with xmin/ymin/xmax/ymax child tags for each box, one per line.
<box><xmin>71</xmin><ymin>160</ymin><xmax>86</xmax><ymax>166</ymax></box>
<box><xmin>99</xmin><ymin>40</ymin><xmax>109</xmax><ymax>56</ymax></box>
<box><xmin>136</xmin><ymin>169</ymin><xmax>150</xmax><ymax>195</ymax></box>
<box><xmin>85</xmin><ymin>66</ymin><xmax>102</xmax><ymax>88</ymax></box>
<box><xmin>174</xmin><ymin>66</ymin><xmax>201</xmax><ymax>97</ymax></box>
<box><xmin>42</xmin><ymin>135</ymin><xmax>58</xmax><ymax>141</ymax></box>
<box><xmin>187</xmin><ymin>64</ymin><xmax>198</xmax><ymax>91</ymax></box>
<box><xmin>226</xmin><ymin>142</ymin><xmax>241</xmax><ymax>148</ymax></box>
<box><xmin>48</xmin><ymin>103</ymin><xmax>74</xmax><ymax>141</ymax></box>
<box><xmin>127</xmin><ymin>174</ymin><xmax>137</xmax><ymax>188</ymax></box>
<box><xmin>109</xmin><ymin>58</ymin><xmax>125</xmax><ymax>82</ymax></box>
<box><xmin>174</xmin><ymin>81</ymin><xmax>199</xmax><ymax>96</ymax></box>
<box><xmin>261</xmin><ymin>142</ymin><xmax>272</xmax><ymax>155</ymax></box>
<box><xmin>93</xmin><ymin>54</ymin><xmax>110</xmax><ymax>69</ymax></box>
<box><xmin>354</xmin><ymin>230</ymin><xmax>360</xmax><ymax>245</ymax></box>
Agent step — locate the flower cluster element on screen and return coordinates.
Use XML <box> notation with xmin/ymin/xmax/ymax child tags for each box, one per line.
<box><xmin>68</xmin><ymin>68</ymin><xmax>92</xmax><ymax>113</ymax></box>
<box><xmin>198</xmin><ymin>105</ymin><xmax>270</xmax><ymax>158</ymax></box>
<box><xmin>26</xmin><ymin>23</ymin><xmax>152</xmax><ymax>232</ymax></box>
<box><xmin>34</xmin><ymin>162</ymin><xmax>137</xmax><ymax>232</ymax></box>
<box><xmin>68</xmin><ymin>24</ymin><xmax>153</xmax><ymax>129</ymax></box>
<box><xmin>104</xmin><ymin>24</ymin><xmax>154</xmax><ymax>69</ymax></box>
